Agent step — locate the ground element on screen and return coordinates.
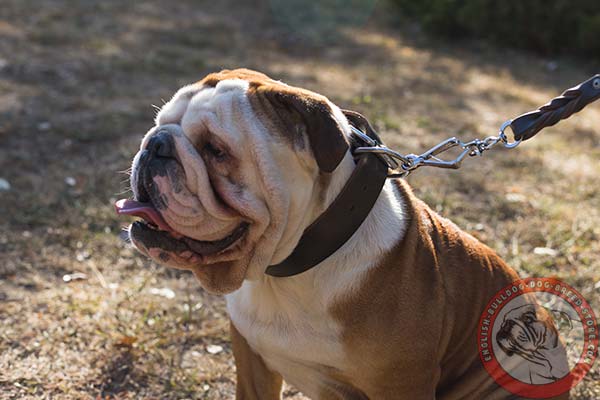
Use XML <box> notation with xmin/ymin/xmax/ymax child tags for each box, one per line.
<box><xmin>0</xmin><ymin>1</ymin><xmax>599</xmax><ymax>399</ymax></box>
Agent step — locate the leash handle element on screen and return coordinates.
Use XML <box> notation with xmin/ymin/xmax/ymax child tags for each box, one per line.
<box><xmin>509</xmin><ymin>74</ymin><xmax>600</xmax><ymax>142</ymax></box>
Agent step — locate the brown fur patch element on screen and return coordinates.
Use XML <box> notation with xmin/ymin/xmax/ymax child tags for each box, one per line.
<box><xmin>198</xmin><ymin>69</ymin><xmax>349</xmax><ymax>172</ymax></box>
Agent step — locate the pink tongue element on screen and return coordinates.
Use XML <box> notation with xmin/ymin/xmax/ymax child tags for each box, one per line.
<box><xmin>115</xmin><ymin>199</ymin><xmax>175</xmax><ymax>233</ymax></box>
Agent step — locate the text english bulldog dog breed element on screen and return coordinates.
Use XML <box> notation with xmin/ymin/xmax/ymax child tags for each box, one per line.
<box><xmin>116</xmin><ymin>69</ymin><xmax>571</xmax><ymax>399</ymax></box>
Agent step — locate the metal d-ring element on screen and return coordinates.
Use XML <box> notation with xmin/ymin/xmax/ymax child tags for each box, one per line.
<box><xmin>499</xmin><ymin>120</ymin><xmax>522</xmax><ymax>149</ymax></box>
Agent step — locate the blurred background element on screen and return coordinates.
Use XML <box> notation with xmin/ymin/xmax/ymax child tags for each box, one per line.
<box><xmin>0</xmin><ymin>1</ymin><xmax>599</xmax><ymax>398</ymax></box>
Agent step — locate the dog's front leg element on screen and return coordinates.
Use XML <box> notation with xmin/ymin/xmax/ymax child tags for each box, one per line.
<box><xmin>231</xmin><ymin>320</ymin><xmax>283</xmax><ymax>400</ymax></box>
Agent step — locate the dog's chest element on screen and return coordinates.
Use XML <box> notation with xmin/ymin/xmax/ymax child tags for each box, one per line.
<box><xmin>226</xmin><ymin>282</ymin><xmax>348</xmax><ymax>396</ymax></box>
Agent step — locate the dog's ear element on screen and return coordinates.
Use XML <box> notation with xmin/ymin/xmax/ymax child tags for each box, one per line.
<box><xmin>249</xmin><ymin>84</ymin><xmax>349</xmax><ymax>173</ymax></box>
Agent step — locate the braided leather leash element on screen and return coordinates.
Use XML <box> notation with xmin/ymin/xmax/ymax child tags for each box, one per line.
<box><xmin>354</xmin><ymin>74</ymin><xmax>600</xmax><ymax>177</ymax></box>
<box><xmin>511</xmin><ymin>74</ymin><xmax>600</xmax><ymax>141</ymax></box>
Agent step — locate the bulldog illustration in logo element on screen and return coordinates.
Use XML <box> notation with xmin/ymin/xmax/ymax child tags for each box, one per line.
<box><xmin>496</xmin><ymin>303</ymin><xmax>570</xmax><ymax>384</ymax></box>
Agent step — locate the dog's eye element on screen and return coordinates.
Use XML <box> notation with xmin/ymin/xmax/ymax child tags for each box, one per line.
<box><xmin>203</xmin><ymin>142</ymin><xmax>226</xmax><ymax>160</ymax></box>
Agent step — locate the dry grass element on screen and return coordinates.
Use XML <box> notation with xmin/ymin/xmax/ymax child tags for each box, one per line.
<box><xmin>0</xmin><ymin>1</ymin><xmax>599</xmax><ymax>399</ymax></box>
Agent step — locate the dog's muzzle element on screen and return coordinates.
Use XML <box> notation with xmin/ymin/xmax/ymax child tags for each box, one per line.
<box><xmin>116</xmin><ymin>125</ymin><xmax>248</xmax><ymax>259</ymax></box>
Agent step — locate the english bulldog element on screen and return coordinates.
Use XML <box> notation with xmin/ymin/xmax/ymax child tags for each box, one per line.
<box><xmin>116</xmin><ymin>69</ymin><xmax>569</xmax><ymax>399</ymax></box>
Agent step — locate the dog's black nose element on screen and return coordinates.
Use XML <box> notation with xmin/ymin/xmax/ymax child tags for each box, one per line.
<box><xmin>146</xmin><ymin>131</ymin><xmax>174</xmax><ymax>158</ymax></box>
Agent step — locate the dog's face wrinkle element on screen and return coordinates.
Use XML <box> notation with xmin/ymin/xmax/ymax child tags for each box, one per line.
<box><xmin>182</xmin><ymin>123</ymin><xmax>247</xmax><ymax>211</ymax></box>
<box><xmin>189</xmin><ymin>139</ymin><xmax>243</xmax><ymax>222</ymax></box>
<box><xmin>208</xmin><ymin>174</ymin><xmax>238</xmax><ymax>217</ymax></box>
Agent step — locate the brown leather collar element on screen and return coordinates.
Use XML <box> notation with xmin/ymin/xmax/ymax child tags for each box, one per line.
<box><xmin>265</xmin><ymin>111</ymin><xmax>388</xmax><ymax>277</ymax></box>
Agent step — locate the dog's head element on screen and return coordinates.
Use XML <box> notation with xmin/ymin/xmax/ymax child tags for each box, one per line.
<box><xmin>117</xmin><ymin>69</ymin><xmax>355</xmax><ymax>293</ymax></box>
<box><xmin>496</xmin><ymin>303</ymin><xmax>560</xmax><ymax>358</ymax></box>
